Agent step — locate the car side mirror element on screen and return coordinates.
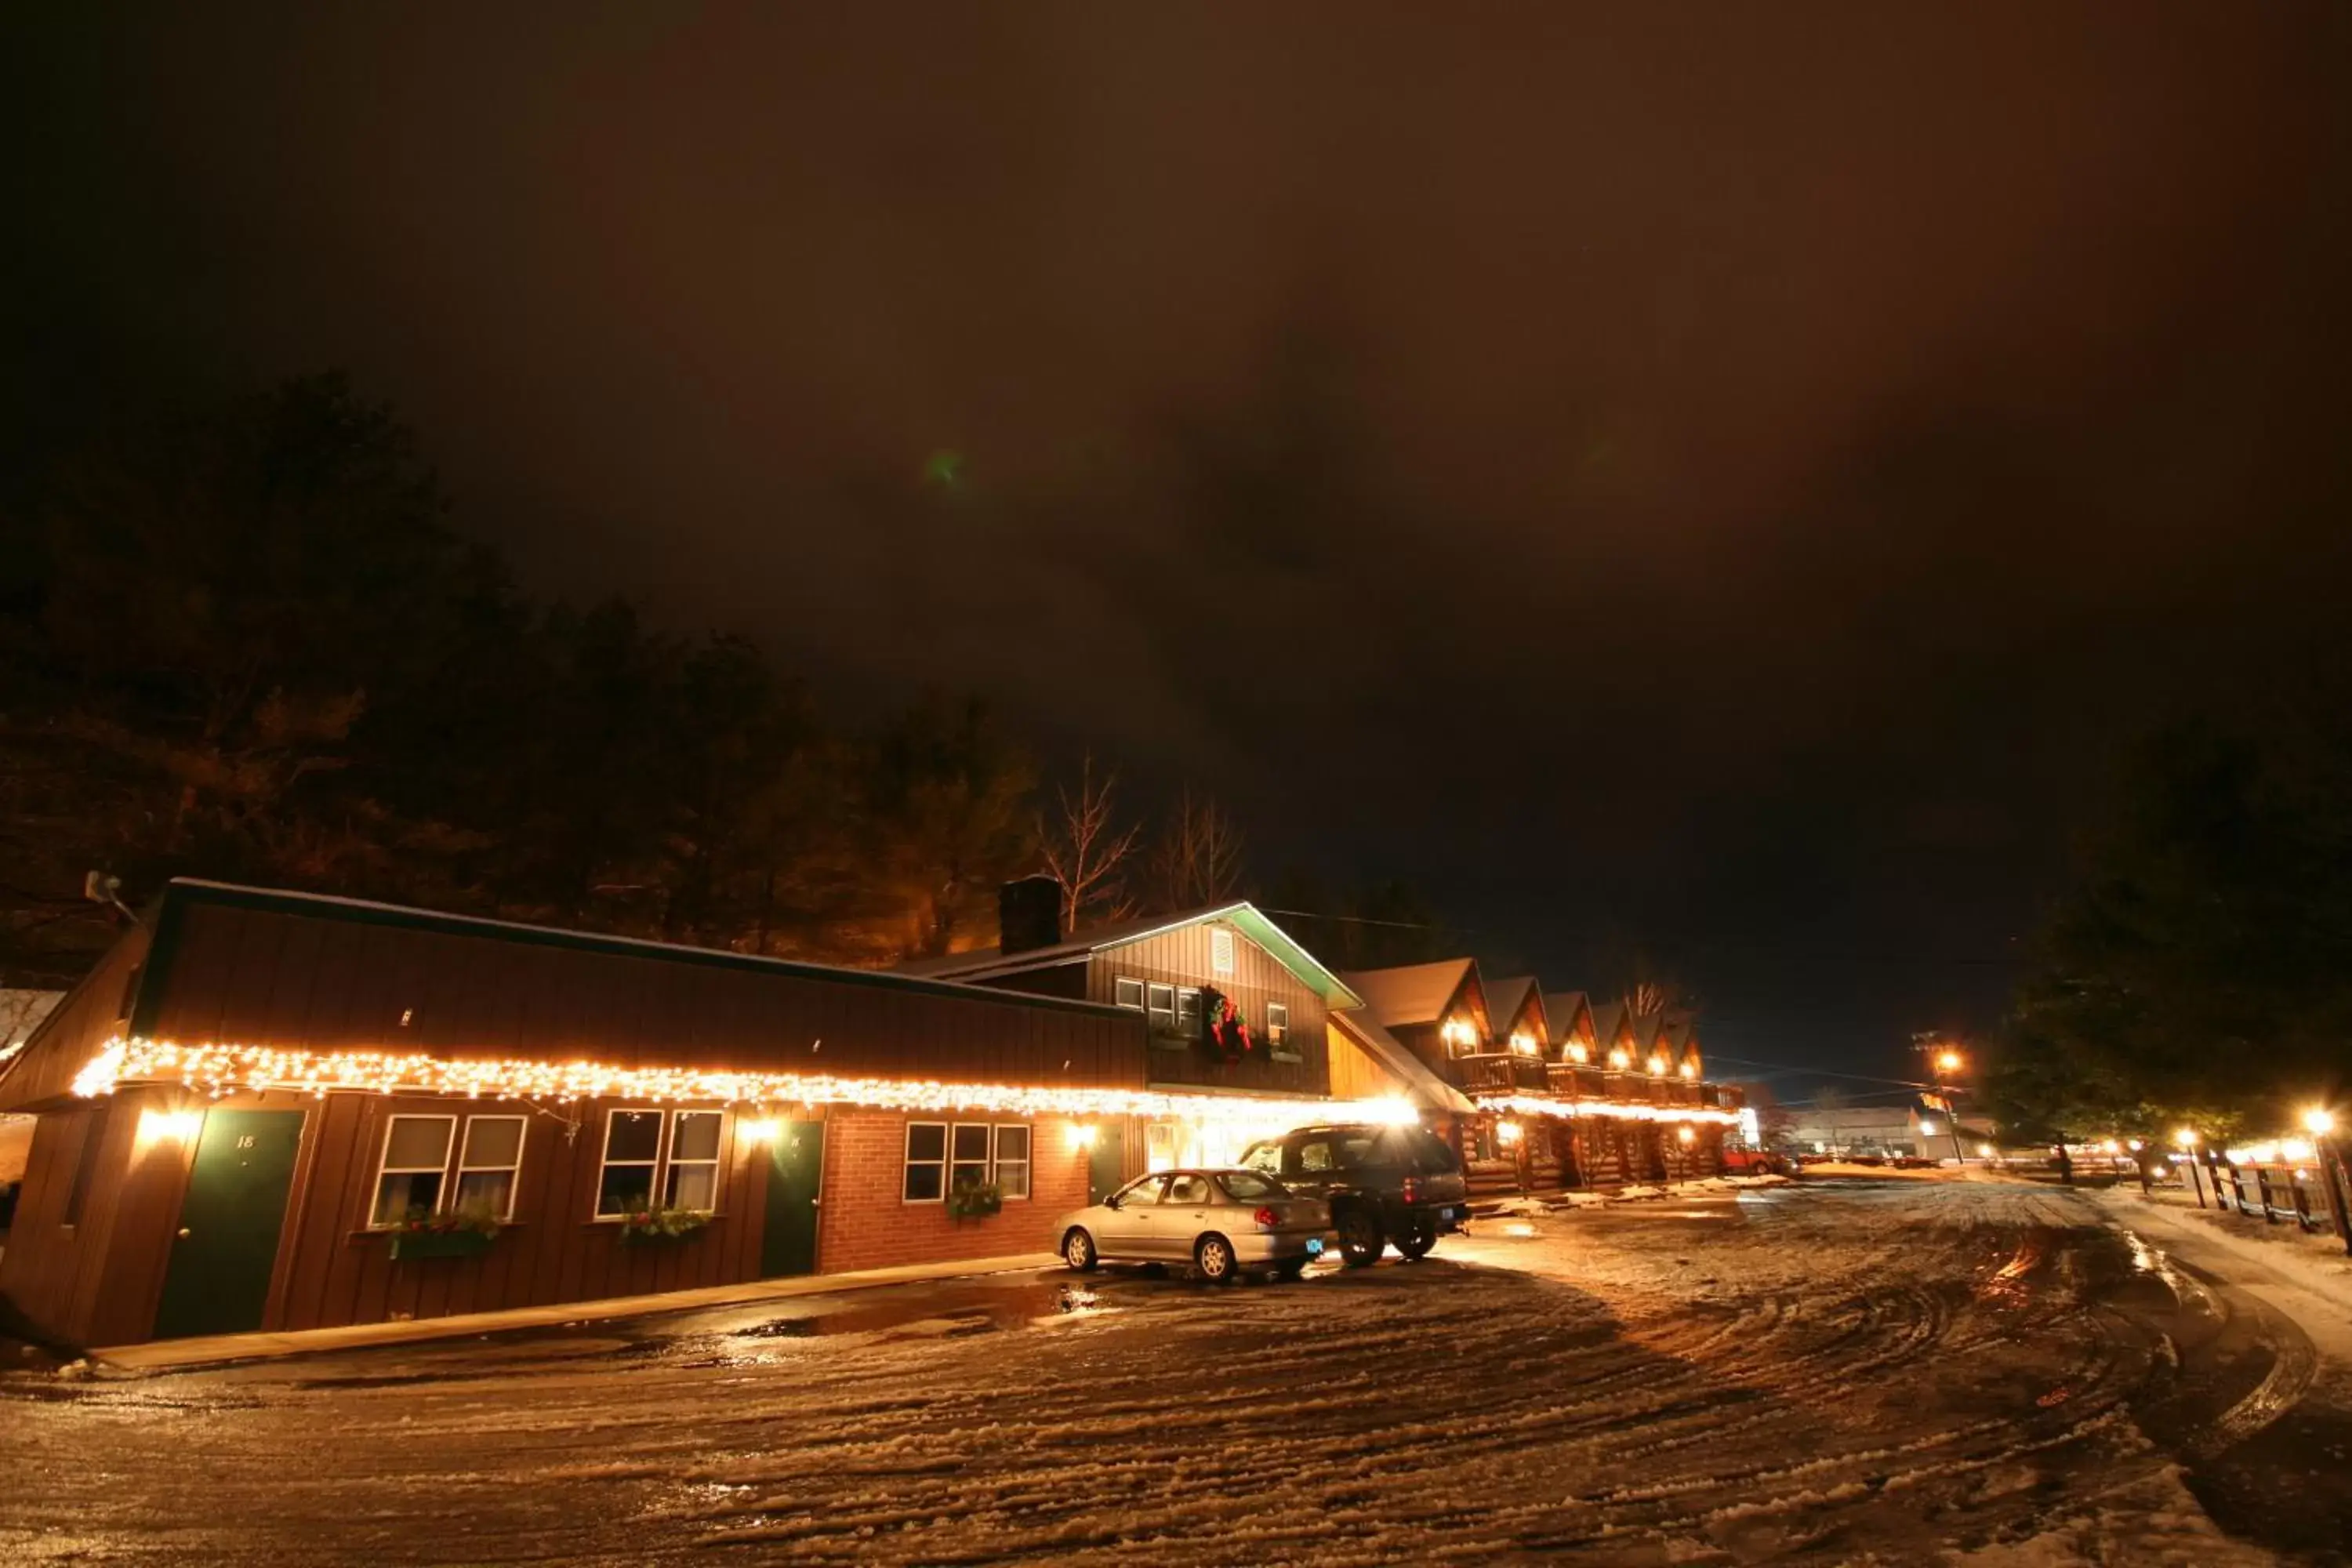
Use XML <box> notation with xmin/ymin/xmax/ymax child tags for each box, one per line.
<box><xmin>1103</xmin><ymin>1195</ymin><xmax>1121</xmax><ymax>1210</ymax></box>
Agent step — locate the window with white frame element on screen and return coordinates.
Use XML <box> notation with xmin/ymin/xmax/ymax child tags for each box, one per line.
<box><xmin>903</xmin><ymin>1120</ymin><xmax>1033</xmax><ymax>1202</ymax></box>
<box><xmin>596</xmin><ymin>1110</ymin><xmax>665</xmax><ymax>1218</ymax></box>
<box><xmin>1176</xmin><ymin>987</ymin><xmax>1202</xmax><ymax>1034</ymax></box>
<box><xmin>593</xmin><ymin>1108</ymin><xmax>728</xmax><ymax>1218</ymax></box>
<box><xmin>1145</xmin><ymin>982</ymin><xmax>1176</xmax><ymax>1029</ymax></box>
<box><xmin>1265</xmin><ymin>1003</ymin><xmax>1290</xmax><ymax>1048</ymax></box>
<box><xmin>1114</xmin><ymin>977</ymin><xmax>1145</xmax><ymax>1011</ymax></box>
<box><xmin>904</xmin><ymin>1122</ymin><xmax>948</xmax><ymax>1200</ymax></box>
<box><xmin>949</xmin><ymin>1123</ymin><xmax>992</xmax><ymax>1192</ymax></box>
<box><xmin>665</xmin><ymin>1111</ymin><xmax>723</xmax><ymax>1210</ymax></box>
<box><xmin>372</xmin><ymin>1115</ymin><xmax>457</xmax><ymax>1225</ymax></box>
<box><xmin>453</xmin><ymin>1116</ymin><xmax>526</xmax><ymax>1221</ymax></box>
<box><xmin>993</xmin><ymin>1125</ymin><xmax>1031</xmax><ymax>1199</ymax></box>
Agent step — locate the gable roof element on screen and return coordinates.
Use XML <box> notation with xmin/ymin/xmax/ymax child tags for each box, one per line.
<box><xmin>1339</xmin><ymin>959</ymin><xmax>1479</xmax><ymax>1030</ymax></box>
<box><xmin>1328</xmin><ymin>1010</ymin><xmax>1478</xmax><ymax>1115</ymax></box>
<box><xmin>896</xmin><ymin>901</ymin><xmax>1362</xmax><ymax>1009</ymax></box>
<box><xmin>1541</xmin><ymin>990</ymin><xmax>1593</xmax><ymax>1044</ymax></box>
<box><xmin>1483</xmin><ymin>975</ymin><xmax>1542</xmax><ymax>1042</ymax></box>
<box><xmin>1589</xmin><ymin>1001</ymin><xmax>1631</xmax><ymax>1054</ymax></box>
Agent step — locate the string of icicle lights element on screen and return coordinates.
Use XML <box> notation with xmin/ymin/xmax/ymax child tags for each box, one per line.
<box><xmin>1472</xmin><ymin>1092</ymin><xmax>1742</xmax><ymax>1127</ymax></box>
<box><xmin>71</xmin><ymin>1036</ymin><xmax>1426</xmax><ymax>1130</ymax></box>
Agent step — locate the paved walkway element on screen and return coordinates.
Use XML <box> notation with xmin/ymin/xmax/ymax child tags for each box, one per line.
<box><xmin>92</xmin><ymin>1250</ymin><xmax>1061</xmax><ymax>1371</ymax></box>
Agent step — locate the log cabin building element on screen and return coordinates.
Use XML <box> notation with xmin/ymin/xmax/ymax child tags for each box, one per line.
<box><xmin>1341</xmin><ymin>961</ymin><xmax>1744</xmax><ymax>1195</ymax></box>
<box><xmin>0</xmin><ymin>880</ymin><xmax>1385</xmax><ymax>1348</ymax></box>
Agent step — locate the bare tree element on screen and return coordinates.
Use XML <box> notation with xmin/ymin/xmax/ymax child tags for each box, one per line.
<box><xmin>1145</xmin><ymin>786</ymin><xmax>1247</xmax><ymax>911</ymax></box>
<box><xmin>1036</xmin><ymin>753</ymin><xmax>1142</xmax><ymax>931</ymax></box>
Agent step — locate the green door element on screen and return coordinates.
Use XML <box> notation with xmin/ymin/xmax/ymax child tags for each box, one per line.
<box><xmin>1088</xmin><ymin>1123</ymin><xmax>1127</xmax><ymax>1205</ymax></box>
<box><xmin>152</xmin><ymin>1109</ymin><xmax>307</xmax><ymax>1341</ymax></box>
<box><xmin>760</xmin><ymin>1120</ymin><xmax>824</xmax><ymax>1277</ymax></box>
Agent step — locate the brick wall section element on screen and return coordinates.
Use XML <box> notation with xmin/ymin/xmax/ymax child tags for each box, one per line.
<box><xmin>816</xmin><ymin>1111</ymin><xmax>1091</xmax><ymax>1276</ymax></box>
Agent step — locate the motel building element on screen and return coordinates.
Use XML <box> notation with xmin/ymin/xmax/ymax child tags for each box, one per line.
<box><xmin>0</xmin><ymin>878</ymin><xmax>1426</xmax><ymax>1349</ymax></box>
<box><xmin>1340</xmin><ymin>960</ymin><xmax>1748</xmax><ymax>1194</ymax></box>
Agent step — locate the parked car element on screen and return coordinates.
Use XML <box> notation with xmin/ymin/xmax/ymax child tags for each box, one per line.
<box><xmin>1057</xmin><ymin>1167</ymin><xmax>1331</xmax><ymax>1283</ymax></box>
<box><xmin>1236</xmin><ymin>1122</ymin><xmax>1468</xmax><ymax>1266</ymax></box>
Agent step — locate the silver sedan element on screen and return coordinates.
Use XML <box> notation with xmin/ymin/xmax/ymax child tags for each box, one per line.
<box><xmin>1056</xmin><ymin>1167</ymin><xmax>1331</xmax><ymax>1283</ymax></box>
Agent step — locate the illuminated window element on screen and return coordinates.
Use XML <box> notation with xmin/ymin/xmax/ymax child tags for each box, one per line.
<box><xmin>453</xmin><ymin>1116</ymin><xmax>526</xmax><ymax>1221</ymax></box>
<box><xmin>993</xmin><ymin>1125</ymin><xmax>1031</xmax><ymax>1200</ymax></box>
<box><xmin>374</xmin><ymin>1115</ymin><xmax>458</xmax><ymax>1225</ymax></box>
<box><xmin>664</xmin><ymin>1111</ymin><xmax>723</xmax><ymax>1210</ymax></box>
<box><xmin>1265</xmin><ymin>1003</ymin><xmax>1290</xmax><ymax>1047</ymax></box>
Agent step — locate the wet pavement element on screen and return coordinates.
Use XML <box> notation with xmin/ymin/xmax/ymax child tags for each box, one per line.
<box><xmin>3</xmin><ymin>1181</ymin><xmax>2347</xmax><ymax>1564</ymax></box>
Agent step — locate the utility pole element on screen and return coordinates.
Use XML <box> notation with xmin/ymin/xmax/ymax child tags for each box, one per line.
<box><xmin>1911</xmin><ymin>1033</ymin><xmax>1972</xmax><ymax>1164</ymax></box>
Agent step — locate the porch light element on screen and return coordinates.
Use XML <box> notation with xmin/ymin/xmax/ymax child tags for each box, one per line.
<box><xmin>1440</xmin><ymin>1018</ymin><xmax>1477</xmax><ymax>1048</ymax></box>
<box><xmin>1070</xmin><ymin>1123</ymin><xmax>1100</xmax><ymax>1151</ymax></box>
<box><xmin>136</xmin><ymin>1106</ymin><xmax>203</xmax><ymax>1149</ymax></box>
<box><xmin>1497</xmin><ymin>1120</ymin><xmax>1523</xmax><ymax>1146</ymax></box>
<box><xmin>1675</xmin><ymin>1125</ymin><xmax>1695</xmax><ymax>1145</ymax></box>
<box><xmin>1566</xmin><ymin>1043</ymin><xmax>1588</xmax><ymax>1064</ymax></box>
<box><xmin>738</xmin><ymin>1118</ymin><xmax>782</xmax><ymax>1146</ymax></box>
<box><xmin>1678</xmin><ymin>1061</ymin><xmax>1697</xmax><ymax>1080</ymax></box>
<box><xmin>1920</xmin><ymin>1120</ymin><xmax>1939</xmax><ymax>1138</ymax></box>
<box><xmin>1647</xmin><ymin>1054</ymin><xmax>1669</xmax><ymax>1076</ymax></box>
<box><xmin>1608</xmin><ymin>1048</ymin><xmax>1632</xmax><ymax>1069</ymax></box>
<box><xmin>1508</xmin><ymin>1032</ymin><xmax>1537</xmax><ymax>1055</ymax></box>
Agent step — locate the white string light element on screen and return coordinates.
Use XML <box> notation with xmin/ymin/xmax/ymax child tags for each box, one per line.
<box><xmin>73</xmin><ymin>1036</ymin><xmax>1423</xmax><ymax>1134</ymax></box>
<box><xmin>1472</xmin><ymin>1091</ymin><xmax>1740</xmax><ymax>1127</ymax></box>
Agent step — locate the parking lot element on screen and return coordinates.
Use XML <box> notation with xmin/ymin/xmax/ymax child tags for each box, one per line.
<box><xmin>4</xmin><ymin>1180</ymin><xmax>2346</xmax><ymax>1564</ymax></box>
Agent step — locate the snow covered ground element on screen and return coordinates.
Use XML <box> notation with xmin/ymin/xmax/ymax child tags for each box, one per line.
<box><xmin>2</xmin><ymin>1179</ymin><xmax>2345</xmax><ymax>1565</ymax></box>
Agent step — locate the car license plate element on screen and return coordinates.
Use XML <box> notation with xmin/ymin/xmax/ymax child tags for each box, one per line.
<box><xmin>1304</xmin><ymin>1237</ymin><xmax>1325</xmax><ymax>1258</ymax></box>
<box><xmin>1441</xmin><ymin>1207</ymin><xmax>1460</xmax><ymax>1221</ymax></box>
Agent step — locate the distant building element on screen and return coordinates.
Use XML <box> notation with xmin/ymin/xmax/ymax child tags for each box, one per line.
<box><xmin>1784</xmin><ymin>1100</ymin><xmax>1993</xmax><ymax>1158</ymax></box>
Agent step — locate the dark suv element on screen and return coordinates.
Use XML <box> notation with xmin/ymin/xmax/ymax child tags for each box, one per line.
<box><xmin>1237</xmin><ymin>1123</ymin><xmax>1469</xmax><ymax>1266</ymax></box>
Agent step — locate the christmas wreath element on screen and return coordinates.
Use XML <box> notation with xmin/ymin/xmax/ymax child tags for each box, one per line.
<box><xmin>1201</xmin><ymin>988</ymin><xmax>1258</xmax><ymax>1065</ymax></box>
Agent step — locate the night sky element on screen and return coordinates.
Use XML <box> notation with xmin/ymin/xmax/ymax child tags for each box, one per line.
<box><xmin>9</xmin><ymin>6</ymin><xmax>2350</xmax><ymax>1087</ymax></box>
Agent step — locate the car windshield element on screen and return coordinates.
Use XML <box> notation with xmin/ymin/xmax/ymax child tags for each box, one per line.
<box><xmin>1215</xmin><ymin>1170</ymin><xmax>1287</xmax><ymax>1202</ymax></box>
<box><xmin>1111</xmin><ymin>1175</ymin><xmax>1164</xmax><ymax>1206</ymax></box>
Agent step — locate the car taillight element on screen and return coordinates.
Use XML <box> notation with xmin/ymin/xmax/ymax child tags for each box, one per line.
<box><xmin>1254</xmin><ymin>1207</ymin><xmax>1279</xmax><ymax>1230</ymax></box>
<box><xmin>1402</xmin><ymin>1175</ymin><xmax>1421</xmax><ymax>1203</ymax></box>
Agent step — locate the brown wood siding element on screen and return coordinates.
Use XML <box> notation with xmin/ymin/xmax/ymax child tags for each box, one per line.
<box><xmin>270</xmin><ymin>1091</ymin><xmax>777</xmax><ymax>1334</ymax></box>
<box><xmin>0</xmin><ymin>926</ymin><xmax>152</xmax><ymax>1113</ymax></box>
<box><xmin>140</xmin><ymin>901</ymin><xmax>1145</xmax><ymax>1092</ymax></box>
<box><xmin>1325</xmin><ymin>1023</ymin><xmax>1405</xmax><ymax>1101</ymax></box>
<box><xmin>1082</xmin><ymin>923</ymin><xmax>1332</xmax><ymax>1097</ymax></box>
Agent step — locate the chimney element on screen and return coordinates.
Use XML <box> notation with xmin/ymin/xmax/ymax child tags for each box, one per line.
<box><xmin>998</xmin><ymin>876</ymin><xmax>1064</xmax><ymax>956</ymax></box>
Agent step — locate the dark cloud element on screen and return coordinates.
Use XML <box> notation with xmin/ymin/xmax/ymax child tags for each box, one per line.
<box><xmin>7</xmin><ymin>3</ymin><xmax>2349</xmax><ymax>1080</ymax></box>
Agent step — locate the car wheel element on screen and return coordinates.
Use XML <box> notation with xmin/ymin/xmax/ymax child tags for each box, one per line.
<box><xmin>1395</xmin><ymin>1221</ymin><xmax>1437</xmax><ymax>1261</ymax></box>
<box><xmin>1195</xmin><ymin>1232</ymin><xmax>1238</xmax><ymax>1284</ymax></box>
<box><xmin>1062</xmin><ymin>1228</ymin><xmax>1099</xmax><ymax>1272</ymax></box>
<box><xmin>1335</xmin><ymin>1207</ymin><xmax>1385</xmax><ymax>1267</ymax></box>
